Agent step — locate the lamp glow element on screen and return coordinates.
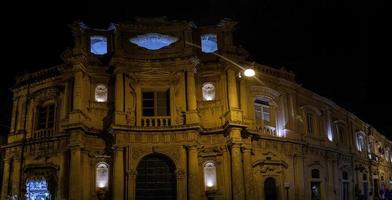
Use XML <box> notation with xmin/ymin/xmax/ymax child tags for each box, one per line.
<box><xmin>206</xmin><ymin>180</ymin><xmax>214</xmax><ymax>187</ymax></box>
<box><xmin>244</xmin><ymin>68</ymin><xmax>255</xmax><ymax>77</ymax></box>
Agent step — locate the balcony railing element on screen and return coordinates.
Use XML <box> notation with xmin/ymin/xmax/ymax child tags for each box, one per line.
<box><xmin>256</xmin><ymin>125</ymin><xmax>277</xmax><ymax>137</ymax></box>
<box><xmin>33</xmin><ymin>128</ymin><xmax>54</xmax><ymax>138</ymax></box>
<box><xmin>141</xmin><ymin>116</ymin><xmax>171</xmax><ymax>127</ymax></box>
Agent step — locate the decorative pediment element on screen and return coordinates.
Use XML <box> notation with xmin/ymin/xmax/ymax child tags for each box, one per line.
<box><xmin>300</xmin><ymin>105</ymin><xmax>322</xmax><ymax>116</ymax></box>
<box><xmin>249</xmin><ymin>86</ymin><xmax>281</xmax><ymax>99</ymax></box>
<box><xmin>31</xmin><ymin>87</ymin><xmax>60</xmax><ymax>103</ymax></box>
<box><xmin>252</xmin><ymin>159</ymin><xmax>288</xmax><ymax>169</ymax></box>
<box><xmin>307</xmin><ymin>161</ymin><xmax>325</xmax><ymax>169</ymax></box>
<box><xmin>253</xmin><ymin>158</ymin><xmax>288</xmax><ymax>175</ymax></box>
<box><xmin>199</xmin><ymin>146</ymin><xmax>223</xmax><ymax>157</ymax></box>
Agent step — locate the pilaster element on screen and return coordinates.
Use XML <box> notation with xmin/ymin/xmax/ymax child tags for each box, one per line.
<box><xmin>187</xmin><ymin>145</ymin><xmax>201</xmax><ymax>200</ymax></box>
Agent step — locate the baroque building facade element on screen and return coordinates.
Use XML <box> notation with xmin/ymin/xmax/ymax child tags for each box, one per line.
<box><xmin>1</xmin><ymin>18</ymin><xmax>391</xmax><ymax>200</ymax></box>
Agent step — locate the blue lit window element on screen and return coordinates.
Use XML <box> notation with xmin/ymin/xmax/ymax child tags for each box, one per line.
<box><xmin>201</xmin><ymin>34</ymin><xmax>218</xmax><ymax>53</ymax></box>
<box><xmin>26</xmin><ymin>179</ymin><xmax>50</xmax><ymax>200</ymax></box>
<box><xmin>129</xmin><ymin>33</ymin><xmax>178</xmax><ymax>50</ymax></box>
<box><xmin>90</xmin><ymin>36</ymin><xmax>108</xmax><ymax>55</ymax></box>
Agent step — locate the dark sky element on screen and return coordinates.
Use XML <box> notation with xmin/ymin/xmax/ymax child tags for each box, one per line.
<box><xmin>1</xmin><ymin>0</ymin><xmax>390</xmax><ymax>138</ymax></box>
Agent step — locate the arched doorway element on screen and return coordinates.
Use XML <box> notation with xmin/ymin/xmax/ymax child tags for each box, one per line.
<box><xmin>135</xmin><ymin>153</ymin><xmax>177</xmax><ymax>200</ymax></box>
<box><xmin>264</xmin><ymin>177</ymin><xmax>278</xmax><ymax>200</ymax></box>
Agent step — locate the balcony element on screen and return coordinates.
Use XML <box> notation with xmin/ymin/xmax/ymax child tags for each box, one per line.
<box><xmin>33</xmin><ymin>128</ymin><xmax>54</xmax><ymax>139</ymax></box>
<box><xmin>256</xmin><ymin>125</ymin><xmax>277</xmax><ymax>137</ymax></box>
<box><xmin>141</xmin><ymin>116</ymin><xmax>171</xmax><ymax>127</ymax></box>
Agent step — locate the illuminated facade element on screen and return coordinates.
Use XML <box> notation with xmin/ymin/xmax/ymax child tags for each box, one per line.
<box><xmin>1</xmin><ymin>17</ymin><xmax>392</xmax><ymax>200</ymax></box>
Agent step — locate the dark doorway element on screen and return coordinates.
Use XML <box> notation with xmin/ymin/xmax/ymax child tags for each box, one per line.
<box><xmin>264</xmin><ymin>177</ymin><xmax>278</xmax><ymax>200</ymax></box>
<box><xmin>135</xmin><ymin>153</ymin><xmax>177</xmax><ymax>200</ymax></box>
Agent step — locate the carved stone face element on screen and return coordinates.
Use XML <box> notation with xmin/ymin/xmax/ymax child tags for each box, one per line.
<box><xmin>95</xmin><ymin>84</ymin><xmax>108</xmax><ymax>102</ymax></box>
<box><xmin>202</xmin><ymin>83</ymin><xmax>215</xmax><ymax>101</ymax></box>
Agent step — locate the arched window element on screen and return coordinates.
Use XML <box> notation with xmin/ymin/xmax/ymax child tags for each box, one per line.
<box><xmin>311</xmin><ymin>169</ymin><xmax>321</xmax><ymax>200</ymax></box>
<box><xmin>201</xmin><ymin>33</ymin><xmax>218</xmax><ymax>53</ymax></box>
<box><xmin>203</xmin><ymin>161</ymin><xmax>217</xmax><ymax>190</ymax></box>
<box><xmin>342</xmin><ymin>171</ymin><xmax>349</xmax><ymax>200</ymax></box>
<box><xmin>264</xmin><ymin>177</ymin><xmax>277</xmax><ymax>200</ymax></box>
<box><xmin>90</xmin><ymin>36</ymin><xmax>108</xmax><ymax>55</ymax></box>
<box><xmin>96</xmin><ymin>162</ymin><xmax>109</xmax><ymax>189</ymax></box>
<box><xmin>202</xmin><ymin>82</ymin><xmax>215</xmax><ymax>101</ymax></box>
<box><xmin>95</xmin><ymin>84</ymin><xmax>108</xmax><ymax>102</ymax></box>
<box><xmin>254</xmin><ymin>97</ymin><xmax>272</xmax><ymax>125</ymax></box>
<box><xmin>385</xmin><ymin>148</ymin><xmax>390</xmax><ymax>162</ymax></box>
<box><xmin>34</xmin><ymin>103</ymin><xmax>55</xmax><ymax>138</ymax></box>
<box><xmin>334</xmin><ymin>123</ymin><xmax>346</xmax><ymax>145</ymax></box>
<box><xmin>356</xmin><ymin>133</ymin><xmax>365</xmax><ymax>152</ymax></box>
<box><xmin>306</xmin><ymin>113</ymin><xmax>315</xmax><ymax>135</ymax></box>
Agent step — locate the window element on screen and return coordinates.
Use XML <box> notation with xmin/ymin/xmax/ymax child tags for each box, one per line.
<box><xmin>90</xmin><ymin>36</ymin><xmax>108</xmax><ymax>55</ymax></box>
<box><xmin>202</xmin><ymin>82</ymin><xmax>215</xmax><ymax>101</ymax></box>
<box><xmin>201</xmin><ymin>33</ymin><xmax>218</xmax><ymax>53</ymax></box>
<box><xmin>36</xmin><ymin>104</ymin><xmax>55</xmax><ymax>130</ymax></box>
<box><xmin>335</xmin><ymin>124</ymin><xmax>345</xmax><ymax>144</ymax></box>
<box><xmin>385</xmin><ymin>148</ymin><xmax>390</xmax><ymax>162</ymax></box>
<box><xmin>356</xmin><ymin>133</ymin><xmax>365</xmax><ymax>152</ymax></box>
<box><xmin>142</xmin><ymin>91</ymin><xmax>170</xmax><ymax>116</ymax></box>
<box><xmin>129</xmin><ymin>33</ymin><xmax>178</xmax><ymax>50</ymax></box>
<box><xmin>306</xmin><ymin>113</ymin><xmax>314</xmax><ymax>135</ymax></box>
<box><xmin>95</xmin><ymin>84</ymin><xmax>108</xmax><ymax>102</ymax></box>
<box><xmin>342</xmin><ymin>171</ymin><xmax>349</xmax><ymax>200</ymax></box>
<box><xmin>254</xmin><ymin>99</ymin><xmax>271</xmax><ymax>124</ymax></box>
<box><xmin>203</xmin><ymin>161</ymin><xmax>217</xmax><ymax>190</ymax></box>
<box><xmin>311</xmin><ymin>169</ymin><xmax>321</xmax><ymax>200</ymax></box>
<box><xmin>96</xmin><ymin>162</ymin><xmax>109</xmax><ymax>189</ymax></box>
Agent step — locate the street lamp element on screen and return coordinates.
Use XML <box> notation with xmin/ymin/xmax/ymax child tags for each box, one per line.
<box><xmin>243</xmin><ymin>68</ymin><xmax>255</xmax><ymax>77</ymax></box>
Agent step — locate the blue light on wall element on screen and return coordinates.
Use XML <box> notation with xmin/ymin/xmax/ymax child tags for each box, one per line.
<box><xmin>90</xmin><ymin>36</ymin><xmax>108</xmax><ymax>55</ymax></box>
<box><xmin>26</xmin><ymin>179</ymin><xmax>50</xmax><ymax>200</ymax></box>
<box><xmin>129</xmin><ymin>33</ymin><xmax>178</xmax><ymax>50</ymax></box>
<box><xmin>201</xmin><ymin>34</ymin><xmax>218</xmax><ymax>53</ymax></box>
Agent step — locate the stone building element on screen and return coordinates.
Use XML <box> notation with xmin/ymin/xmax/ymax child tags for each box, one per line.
<box><xmin>1</xmin><ymin>17</ymin><xmax>391</xmax><ymax>200</ymax></box>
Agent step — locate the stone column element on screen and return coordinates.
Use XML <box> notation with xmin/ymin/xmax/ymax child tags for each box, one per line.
<box><xmin>186</xmin><ymin>71</ymin><xmax>197</xmax><ymax>111</ymax></box>
<box><xmin>227</xmin><ymin>69</ymin><xmax>239</xmax><ymax>109</ymax></box>
<box><xmin>239</xmin><ymin>79</ymin><xmax>248</xmax><ymax>119</ymax></box>
<box><xmin>73</xmin><ymin>71</ymin><xmax>83</xmax><ymax>111</ymax></box>
<box><xmin>127</xmin><ymin>169</ymin><xmax>137</xmax><ymax>200</ymax></box>
<box><xmin>115</xmin><ymin>73</ymin><xmax>124</xmax><ymax>112</ymax></box>
<box><xmin>187</xmin><ymin>145</ymin><xmax>201</xmax><ymax>200</ymax></box>
<box><xmin>294</xmin><ymin>155</ymin><xmax>305</xmax><ymax>200</ymax></box>
<box><xmin>113</xmin><ymin>147</ymin><xmax>124</xmax><ymax>200</ymax></box>
<box><xmin>231</xmin><ymin>143</ymin><xmax>245</xmax><ymax>200</ymax></box>
<box><xmin>69</xmin><ymin>146</ymin><xmax>82</xmax><ymax>200</ymax></box>
<box><xmin>186</xmin><ymin>71</ymin><xmax>199</xmax><ymax>124</ymax></box>
<box><xmin>242</xmin><ymin>146</ymin><xmax>255</xmax><ymax>200</ymax></box>
<box><xmin>221</xmin><ymin>146</ymin><xmax>232</xmax><ymax>199</ymax></box>
<box><xmin>178</xmin><ymin>146</ymin><xmax>187</xmax><ymax>200</ymax></box>
<box><xmin>1</xmin><ymin>158</ymin><xmax>10</xmax><ymax>198</ymax></box>
<box><xmin>11</xmin><ymin>157</ymin><xmax>21</xmax><ymax>196</ymax></box>
<box><xmin>114</xmin><ymin>72</ymin><xmax>127</xmax><ymax>125</ymax></box>
<box><xmin>176</xmin><ymin>169</ymin><xmax>186</xmax><ymax>200</ymax></box>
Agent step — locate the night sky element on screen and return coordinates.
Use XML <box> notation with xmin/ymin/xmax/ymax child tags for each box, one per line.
<box><xmin>1</xmin><ymin>0</ymin><xmax>390</xmax><ymax>138</ymax></box>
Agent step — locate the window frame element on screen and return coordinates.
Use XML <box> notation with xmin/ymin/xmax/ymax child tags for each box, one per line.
<box><xmin>142</xmin><ymin>90</ymin><xmax>170</xmax><ymax>117</ymax></box>
<box><xmin>35</xmin><ymin>103</ymin><xmax>56</xmax><ymax>131</ymax></box>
